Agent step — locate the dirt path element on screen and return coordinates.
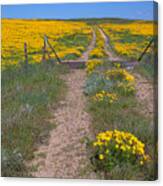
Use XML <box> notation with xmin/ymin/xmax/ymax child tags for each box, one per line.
<box><xmin>79</xmin><ymin>28</ymin><xmax>96</xmax><ymax>61</ymax></box>
<box><xmin>30</xmin><ymin>69</ymin><xmax>96</xmax><ymax>179</ymax></box>
<box><xmin>134</xmin><ymin>73</ymin><xmax>154</xmax><ymax>117</ymax></box>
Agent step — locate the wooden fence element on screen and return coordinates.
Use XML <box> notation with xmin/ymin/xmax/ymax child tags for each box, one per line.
<box><xmin>23</xmin><ymin>33</ymin><xmax>156</xmax><ymax>70</ymax></box>
<box><xmin>23</xmin><ymin>35</ymin><xmax>88</xmax><ymax>69</ymax></box>
<box><xmin>23</xmin><ymin>35</ymin><xmax>62</xmax><ymax>68</ymax></box>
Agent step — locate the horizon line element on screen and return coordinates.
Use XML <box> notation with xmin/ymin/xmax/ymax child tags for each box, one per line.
<box><xmin>2</xmin><ymin>17</ymin><xmax>154</xmax><ymax>21</ymax></box>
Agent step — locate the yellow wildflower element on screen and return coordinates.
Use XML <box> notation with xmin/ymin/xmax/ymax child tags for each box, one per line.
<box><xmin>99</xmin><ymin>154</ymin><xmax>104</xmax><ymax>160</ymax></box>
<box><xmin>140</xmin><ymin>161</ymin><xmax>144</xmax><ymax>165</ymax></box>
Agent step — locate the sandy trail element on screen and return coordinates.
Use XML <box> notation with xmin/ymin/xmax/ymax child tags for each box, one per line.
<box><xmin>30</xmin><ymin>69</ymin><xmax>96</xmax><ymax>179</ymax></box>
<box><xmin>79</xmin><ymin>29</ymin><xmax>96</xmax><ymax>61</ymax></box>
<box><xmin>134</xmin><ymin>73</ymin><xmax>155</xmax><ymax>117</ymax></box>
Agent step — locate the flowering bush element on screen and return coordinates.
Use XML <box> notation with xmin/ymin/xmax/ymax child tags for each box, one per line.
<box><xmin>93</xmin><ymin>90</ymin><xmax>118</xmax><ymax>104</ymax></box>
<box><xmin>86</xmin><ymin>60</ymin><xmax>103</xmax><ymax>74</ymax></box>
<box><xmin>91</xmin><ymin>130</ymin><xmax>150</xmax><ymax>171</ymax></box>
<box><xmin>105</xmin><ymin>69</ymin><xmax>135</xmax><ymax>82</ymax></box>
<box><xmin>103</xmin><ymin>68</ymin><xmax>136</xmax><ymax>96</ymax></box>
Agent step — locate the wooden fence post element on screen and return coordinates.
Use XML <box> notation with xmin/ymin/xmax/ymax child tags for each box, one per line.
<box><xmin>24</xmin><ymin>42</ymin><xmax>28</xmax><ymax>67</ymax></box>
<box><xmin>45</xmin><ymin>35</ymin><xmax>62</xmax><ymax>64</ymax></box>
<box><xmin>42</xmin><ymin>37</ymin><xmax>46</xmax><ymax>63</ymax></box>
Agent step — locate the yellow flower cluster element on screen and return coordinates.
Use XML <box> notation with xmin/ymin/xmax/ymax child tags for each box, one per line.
<box><xmin>105</xmin><ymin>69</ymin><xmax>135</xmax><ymax>82</ymax></box>
<box><xmin>93</xmin><ymin>130</ymin><xmax>150</xmax><ymax>166</ymax></box>
<box><xmin>86</xmin><ymin>59</ymin><xmax>103</xmax><ymax>74</ymax></box>
<box><xmin>2</xmin><ymin>19</ymin><xmax>92</xmax><ymax>67</ymax></box>
<box><xmin>57</xmin><ymin>48</ymin><xmax>81</xmax><ymax>58</ymax></box>
<box><xmin>114</xmin><ymin>43</ymin><xmax>141</xmax><ymax>58</ymax></box>
<box><xmin>93</xmin><ymin>91</ymin><xmax>118</xmax><ymax>103</ymax></box>
<box><xmin>113</xmin><ymin>63</ymin><xmax>121</xmax><ymax>68</ymax></box>
<box><xmin>89</xmin><ymin>48</ymin><xmax>105</xmax><ymax>59</ymax></box>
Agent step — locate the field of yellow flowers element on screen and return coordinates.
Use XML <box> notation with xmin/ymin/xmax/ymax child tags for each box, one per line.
<box><xmin>100</xmin><ymin>21</ymin><xmax>157</xmax><ymax>60</ymax></box>
<box><xmin>2</xmin><ymin>19</ymin><xmax>156</xmax><ymax>67</ymax></box>
<box><xmin>2</xmin><ymin>19</ymin><xmax>92</xmax><ymax>67</ymax></box>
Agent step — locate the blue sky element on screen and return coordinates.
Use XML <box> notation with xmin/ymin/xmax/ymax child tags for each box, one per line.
<box><xmin>1</xmin><ymin>1</ymin><xmax>157</xmax><ymax>20</ymax></box>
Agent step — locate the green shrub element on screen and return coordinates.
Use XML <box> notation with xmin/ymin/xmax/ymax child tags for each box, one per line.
<box><xmin>84</xmin><ymin>72</ymin><xmax>113</xmax><ymax>96</ymax></box>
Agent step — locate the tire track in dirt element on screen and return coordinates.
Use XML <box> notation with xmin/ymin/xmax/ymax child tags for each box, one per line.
<box><xmin>98</xmin><ymin>27</ymin><xmax>123</xmax><ymax>61</ymax></box>
<box><xmin>30</xmin><ymin>70</ymin><xmax>96</xmax><ymax>179</ymax></box>
<box><xmin>79</xmin><ymin>28</ymin><xmax>96</xmax><ymax>61</ymax></box>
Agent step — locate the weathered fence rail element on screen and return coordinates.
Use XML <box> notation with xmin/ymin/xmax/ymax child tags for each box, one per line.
<box><xmin>61</xmin><ymin>61</ymin><xmax>86</xmax><ymax>69</ymax></box>
<box><xmin>24</xmin><ymin>42</ymin><xmax>28</xmax><ymax>67</ymax></box>
<box><xmin>45</xmin><ymin>35</ymin><xmax>62</xmax><ymax>63</ymax></box>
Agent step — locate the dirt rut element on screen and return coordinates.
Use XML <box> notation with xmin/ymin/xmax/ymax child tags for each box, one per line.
<box><xmin>80</xmin><ymin>29</ymin><xmax>96</xmax><ymax>61</ymax></box>
<box><xmin>31</xmin><ymin>69</ymin><xmax>96</xmax><ymax>179</ymax></box>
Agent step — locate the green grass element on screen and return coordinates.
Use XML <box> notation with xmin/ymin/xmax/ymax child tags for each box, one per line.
<box><xmin>88</xmin><ymin>96</ymin><xmax>152</xmax><ymax>144</ymax></box>
<box><xmin>135</xmin><ymin>51</ymin><xmax>156</xmax><ymax>80</ymax></box>
<box><xmin>57</xmin><ymin>33</ymin><xmax>90</xmax><ymax>49</ymax></box>
<box><xmin>1</xmin><ymin>62</ymin><xmax>69</xmax><ymax>177</ymax></box>
<box><xmin>114</xmin><ymin>31</ymin><xmax>151</xmax><ymax>44</ymax></box>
